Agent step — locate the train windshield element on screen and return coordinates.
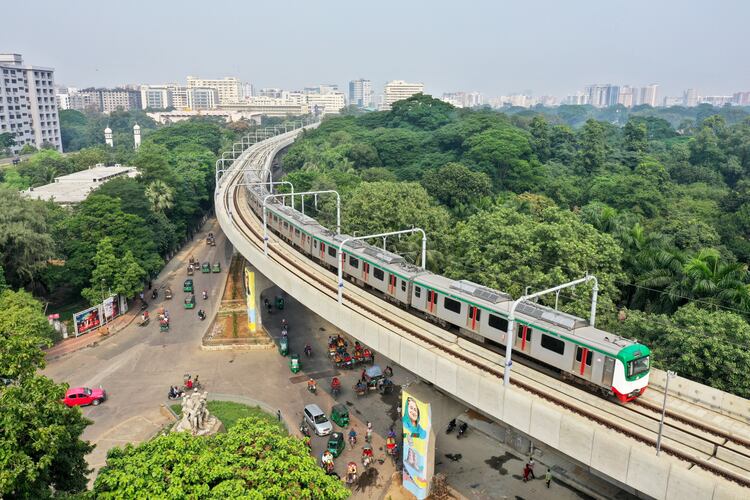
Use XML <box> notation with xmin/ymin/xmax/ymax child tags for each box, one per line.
<box><xmin>627</xmin><ymin>356</ymin><xmax>650</xmax><ymax>377</ymax></box>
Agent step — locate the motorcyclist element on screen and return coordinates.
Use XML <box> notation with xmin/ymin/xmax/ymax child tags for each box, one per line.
<box><xmin>348</xmin><ymin>429</ymin><xmax>357</xmax><ymax>448</ymax></box>
<box><xmin>307</xmin><ymin>378</ymin><xmax>316</xmax><ymax>392</ymax></box>
<box><xmin>168</xmin><ymin>386</ymin><xmax>177</xmax><ymax>399</ymax></box>
<box><xmin>202</xmin><ymin>290</ymin><xmax>208</xmax><ymax>299</ymax></box>
<box><xmin>304</xmin><ymin>344</ymin><xmax>312</xmax><ymax>357</ymax></box>
<box><xmin>152</xmin><ymin>289</ymin><xmax>158</xmax><ymax>299</ymax></box>
<box><xmin>185</xmin><ymin>376</ymin><xmax>193</xmax><ymax>390</ymax></box>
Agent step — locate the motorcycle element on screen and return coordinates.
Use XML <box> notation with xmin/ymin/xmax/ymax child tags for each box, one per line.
<box><xmin>282</xmin><ymin>327</ymin><xmax>288</xmax><ymax>338</ymax></box>
<box><xmin>202</xmin><ymin>290</ymin><xmax>208</xmax><ymax>300</ymax></box>
<box><xmin>304</xmin><ymin>344</ymin><xmax>312</xmax><ymax>357</ymax></box>
<box><xmin>167</xmin><ymin>388</ymin><xmax>184</xmax><ymax>400</ymax></box>
<box><xmin>152</xmin><ymin>289</ymin><xmax>158</xmax><ymax>300</ymax></box>
<box><xmin>446</xmin><ymin>418</ymin><xmax>456</xmax><ymax>434</ymax></box>
<box><xmin>299</xmin><ymin>420</ymin><xmax>310</xmax><ymax>437</ymax></box>
<box><xmin>348</xmin><ymin>433</ymin><xmax>357</xmax><ymax>449</ymax></box>
<box><xmin>307</xmin><ymin>384</ymin><xmax>317</xmax><ymax>395</ymax></box>
<box><xmin>198</xmin><ymin>310</ymin><xmax>206</xmax><ymax>321</ymax></box>
<box><xmin>457</xmin><ymin>422</ymin><xmax>468</xmax><ymax>439</ymax></box>
<box><xmin>139</xmin><ymin>301</ymin><xmax>149</xmax><ymax>311</ymax></box>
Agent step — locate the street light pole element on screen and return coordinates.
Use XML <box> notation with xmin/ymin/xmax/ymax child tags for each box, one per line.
<box><xmin>656</xmin><ymin>370</ymin><xmax>676</xmax><ymax>456</ymax></box>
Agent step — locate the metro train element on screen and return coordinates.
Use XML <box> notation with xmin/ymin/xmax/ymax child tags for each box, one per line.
<box><xmin>242</xmin><ymin>174</ymin><xmax>651</xmax><ymax>402</ymax></box>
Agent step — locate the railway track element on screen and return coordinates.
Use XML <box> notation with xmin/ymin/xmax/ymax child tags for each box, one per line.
<box><xmin>218</xmin><ymin>133</ymin><xmax>750</xmax><ymax>487</ymax></box>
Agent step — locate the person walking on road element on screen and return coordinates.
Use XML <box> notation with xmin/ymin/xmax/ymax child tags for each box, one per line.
<box><xmin>545</xmin><ymin>468</ymin><xmax>552</xmax><ymax>488</ymax></box>
<box><xmin>527</xmin><ymin>457</ymin><xmax>536</xmax><ymax>479</ymax></box>
<box><xmin>522</xmin><ymin>464</ymin><xmax>531</xmax><ymax>482</ymax></box>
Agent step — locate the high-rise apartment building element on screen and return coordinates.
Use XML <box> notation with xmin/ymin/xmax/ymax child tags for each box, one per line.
<box><xmin>441</xmin><ymin>91</ymin><xmax>484</xmax><ymax>108</ymax></box>
<box><xmin>617</xmin><ymin>86</ymin><xmax>637</xmax><ymax>107</ymax></box>
<box><xmin>56</xmin><ymin>93</ymin><xmax>70</xmax><ymax>110</ymax></box>
<box><xmin>684</xmin><ymin>88</ymin><xmax>698</xmax><ymax>107</ymax></box>
<box><xmin>68</xmin><ymin>89</ymin><xmax>101</xmax><ymax>111</ymax></box>
<box><xmin>140</xmin><ymin>84</ymin><xmax>176</xmax><ymax>110</ymax></box>
<box><xmin>99</xmin><ymin>88</ymin><xmax>142</xmax><ymax>113</ymax></box>
<box><xmin>349</xmin><ymin>79</ymin><xmax>373</xmax><ymax>108</ymax></box>
<box><xmin>306</xmin><ymin>92</ymin><xmax>346</xmax><ymax>115</ymax></box>
<box><xmin>0</xmin><ymin>53</ymin><xmax>62</xmax><ymax>153</ymax></box>
<box><xmin>584</xmin><ymin>84</ymin><xmax>619</xmax><ymax>108</ymax></box>
<box><xmin>383</xmin><ymin>80</ymin><xmax>424</xmax><ymax>109</ymax></box>
<box><xmin>187</xmin><ymin>88</ymin><xmax>218</xmax><ymax>110</ymax></box>
<box><xmin>187</xmin><ymin>76</ymin><xmax>241</xmax><ymax>104</ymax></box>
<box><xmin>734</xmin><ymin>92</ymin><xmax>750</xmax><ymax>106</ymax></box>
<box><xmin>640</xmin><ymin>84</ymin><xmax>659</xmax><ymax>107</ymax></box>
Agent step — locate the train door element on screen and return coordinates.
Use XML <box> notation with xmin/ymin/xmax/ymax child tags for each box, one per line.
<box><xmin>574</xmin><ymin>346</ymin><xmax>593</xmax><ymax>380</ymax></box>
<box><xmin>387</xmin><ymin>274</ymin><xmax>397</xmax><ymax>296</ymax></box>
<box><xmin>426</xmin><ymin>290</ymin><xmax>438</xmax><ymax>314</ymax></box>
<box><xmin>602</xmin><ymin>356</ymin><xmax>615</xmax><ymax>387</ymax></box>
<box><xmin>514</xmin><ymin>324</ymin><xmax>532</xmax><ymax>354</ymax></box>
<box><xmin>362</xmin><ymin>262</ymin><xmax>370</xmax><ymax>283</ymax></box>
<box><xmin>466</xmin><ymin>305</ymin><xmax>481</xmax><ymax>332</ymax></box>
<box><xmin>319</xmin><ymin>241</ymin><xmax>326</xmax><ymax>261</ymax></box>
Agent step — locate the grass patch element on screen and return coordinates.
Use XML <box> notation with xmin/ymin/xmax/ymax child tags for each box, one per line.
<box><xmin>170</xmin><ymin>401</ymin><xmax>284</xmax><ymax>431</ymax></box>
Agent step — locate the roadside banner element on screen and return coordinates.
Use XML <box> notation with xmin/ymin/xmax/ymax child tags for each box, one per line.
<box><xmin>244</xmin><ymin>267</ymin><xmax>257</xmax><ymax>332</ymax></box>
<box><xmin>102</xmin><ymin>295</ymin><xmax>119</xmax><ymax>321</ymax></box>
<box><xmin>74</xmin><ymin>306</ymin><xmax>101</xmax><ymax>336</ymax></box>
<box><xmin>401</xmin><ymin>391</ymin><xmax>435</xmax><ymax>499</ymax></box>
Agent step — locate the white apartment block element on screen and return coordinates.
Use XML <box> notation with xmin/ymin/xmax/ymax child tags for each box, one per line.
<box><xmin>140</xmin><ymin>84</ymin><xmax>174</xmax><ymax>110</ymax></box>
<box><xmin>187</xmin><ymin>76</ymin><xmax>241</xmax><ymax>104</ymax></box>
<box><xmin>56</xmin><ymin>93</ymin><xmax>70</xmax><ymax>110</ymax></box>
<box><xmin>0</xmin><ymin>54</ymin><xmax>62</xmax><ymax>153</ymax></box>
<box><xmin>187</xmin><ymin>88</ymin><xmax>218</xmax><ymax>110</ymax></box>
<box><xmin>99</xmin><ymin>88</ymin><xmax>141</xmax><ymax>113</ymax></box>
<box><xmin>349</xmin><ymin>79</ymin><xmax>373</xmax><ymax>108</ymax></box>
<box><xmin>218</xmin><ymin>98</ymin><xmax>309</xmax><ymax>117</ymax></box>
<box><xmin>306</xmin><ymin>92</ymin><xmax>346</xmax><ymax>115</ymax></box>
<box><xmin>383</xmin><ymin>80</ymin><xmax>424</xmax><ymax>109</ymax></box>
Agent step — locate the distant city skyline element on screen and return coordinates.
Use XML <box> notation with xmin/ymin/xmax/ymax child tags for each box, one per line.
<box><xmin>4</xmin><ymin>0</ymin><xmax>748</xmax><ymax>100</ymax></box>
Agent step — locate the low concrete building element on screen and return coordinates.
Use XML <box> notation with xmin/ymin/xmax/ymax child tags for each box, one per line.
<box><xmin>147</xmin><ymin>109</ymin><xmax>261</xmax><ymax>125</ymax></box>
<box><xmin>22</xmin><ymin>164</ymin><xmax>138</xmax><ymax>205</ymax></box>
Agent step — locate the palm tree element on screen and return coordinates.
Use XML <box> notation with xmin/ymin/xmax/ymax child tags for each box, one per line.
<box><xmin>145</xmin><ymin>180</ymin><xmax>174</xmax><ymax>214</ymax></box>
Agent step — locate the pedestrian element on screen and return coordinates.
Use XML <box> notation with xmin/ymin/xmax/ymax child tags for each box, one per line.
<box><xmin>277</xmin><ymin>409</ymin><xmax>282</xmax><ymax>422</ymax></box>
<box><xmin>522</xmin><ymin>464</ymin><xmax>530</xmax><ymax>482</ymax></box>
<box><xmin>370</xmin><ymin>351</ymin><xmax>375</xmax><ymax>364</ymax></box>
<box><xmin>545</xmin><ymin>468</ymin><xmax>552</xmax><ymax>488</ymax></box>
<box><xmin>527</xmin><ymin>457</ymin><xmax>536</xmax><ymax>479</ymax></box>
<box><xmin>361</xmin><ymin>368</ymin><xmax>366</xmax><ymax>380</ymax></box>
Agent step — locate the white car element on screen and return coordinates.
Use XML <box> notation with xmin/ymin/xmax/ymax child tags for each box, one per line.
<box><xmin>304</xmin><ymin>403</ymin><xmax>332</xmax><ymax>436</ymax></box>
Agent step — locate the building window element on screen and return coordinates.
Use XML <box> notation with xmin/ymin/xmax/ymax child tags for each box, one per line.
<box><xmin>349</xmin><ymin>256</ymin><xmax>359</xmax><ymax>268</ymax></box>
<box><xmin>575</xmin><ymin>346</ymin><xmax>593</xmax><ymax>366</ymax></box>
<box><xmin>415</xmin><ymin>286</ymin><xmax>421</xmax><ymax>298</ymax></box>
<box><xmin>373</xmin><ymin>268</ymin><xmax>384</xmax><ymax>281</ymax></box>
<box><xmin>444</xmin><ymin>297</ymin><xmax>461</xmax><ymax>314</ymax></box>
<box><xmin>541</xmin><ymin>334</ymin><xmax>565</xmax><ymax>355</ymax></box>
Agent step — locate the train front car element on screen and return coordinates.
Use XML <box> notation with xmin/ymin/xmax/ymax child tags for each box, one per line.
<box><xmin>611</xmin><ymin>344</ymin><xmax>651</xmax><ymax>402</ymax></box>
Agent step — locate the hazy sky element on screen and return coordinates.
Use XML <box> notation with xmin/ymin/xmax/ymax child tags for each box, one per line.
<box><xmin>2</xmin><ymin>0</ymin><xmax>748</xmax><ymax>98</ymax></box>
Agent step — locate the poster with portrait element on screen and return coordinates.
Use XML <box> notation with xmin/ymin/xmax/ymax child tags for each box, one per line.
<box><xmin>102</xmin><ymin>295</ymin><xmax>120</xmax><ymax>321</ymax></box>
<box><xmin>401</xmin><ymin>391</ymin><xmax>434</xmax><ymax>499</ymax></box>
<box><xmin>244</xmin><ymin>267</ymin><xmax>257</xmax><ymax>332</ymax></box>
<box><xmin>74</xmin><ymin>306</ymin><xmax>101</xmax><ymax>336</ymax></box>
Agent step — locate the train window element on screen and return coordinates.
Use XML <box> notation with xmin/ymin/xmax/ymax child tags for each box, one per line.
<box><xmin>541</xmin><ymin>334</ymin><xmax>565</xmax><ymax>355</ymax></box>
<box><xmin>628</xmin><ymin>356</ymin><xmax>650</xmax><ymax>377</ymax></box>
<box><xmin>575</xmin><ymin>346</ymin><xmax>593</xmax><ymax>366</ymax></box>
<box><xmin>444</xmin><ymin>297</ymin><xmax>461</xmax><ymax>314</ymax></box>
<box><xmin>349</xmin><ymin>256</ymin><xmax>359</xmax><ymax>268</ymax></box>
<box><xmin>328</xmin><ymin>247</ymin><xmax>337</xmax><ymax>257</ymax></box>
<box><xmin>313</xmin><ymin>240</ymin><xmax>318</xmax><ymax>248</ymax></box>
<box><xmin>373</xmin><ymin>268</ymin><xmax>384</xmax><ymax>281</ymax></box>
<box><xmin>516</xmin><ymin>324</ymin><xmax>532</xmax><ymax>342</ymax></box>
<box><xmin>401</xmin><ymin>280</ymin><xmax>407</xmax><ymax>292</ymax></box>
<box><xmin>295</xmin><ymin>228</ymin><xmax>300</xmax><ymax>235</ymax></box>
<box><xmin>488</xmin><ymin>314</ymin><xmax>508</xmax><ymax>332</ymax></box>
<box><xmin>415</xmin><ymin>286</ymin><xmax>421</xmax><ymax>298</ymax></box>
<box><xmin>283</xmin><ymin>221</ymin><xmax>288</xmax><ymax>228</ymax></box>
<box><xmin>468</xmin><ymin>306</ymin><xmax>481</xmax><ymax>321</ymax></box>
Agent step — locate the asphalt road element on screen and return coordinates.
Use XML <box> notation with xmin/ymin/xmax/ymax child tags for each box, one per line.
<box><xmin>42</xmin><ymin>218</ymin><xmax>602</xmax><ymax>499</ymax></box>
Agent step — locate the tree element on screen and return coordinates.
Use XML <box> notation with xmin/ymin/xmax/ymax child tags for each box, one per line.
<box><xmin>93</xmin><ymin>416</ymin><xmax>349</xmax><ymax>499</ymax></box>
<box><xmin>615</xmin><ymin>304</ymin><xmax>750</xmax><ymax>397</ymax></box>
<box><xmin>623</xmin><ymin>120</ymin><xmax>648</xmax><ymax>155</ymax></box>
<box><xmin>578</xmin><ymin>119</ymin><xmax>607</xmax><ymax>174</ymax></box>
<box><xmin>529</xmin><ymin>115</ymin><xmax>551</xmax><ymax>162</ymax></box>
<box><xmin>81</xmin><ymin>238</ymin><xmax>118</xmax><ymax>305</ymax></box>
<box><xmin>0</xmin><ymin>289</ymin><xmax>55</xmax><ymax>379</ymax></box>
<box><xmin>145</xmin><ymin>180</ymin><xmax>174</xmax><ymax>213</ymax></box>
<box><xmin>133</xmin><ymin>143</ymin><xmax>173</xmax><ymax>185</ymax></box>
<box><xmin>444</xmin><ymin>201</ymin><xmax>626</xmax><ymax>319</ymax></box>
<box><xmin>387</xmin><ymin>93</ymin><xmax>455</xmax><ymax>130</ymax></box>
<box><xmin>0</xmin><ymin>375</ymin><xmax>93</xmax><ymax>498</ymax></box>
<box><xmin>0</xmin><ymin>132</ymin><xmax>15</xmax><ymax>151</ymax></box>
<box><xmin>0</xmin><ymin>188</ymin><xmax>56</xmax><ymax>288</ymax></box>
<box><xmin>420</xmin><ymin>162</ymin><xmax>492</xmax><ymax>209</ymax></box>
<box><xmin>463</xmin><ymin>126</ymin><xmax>541</xmax><ymax>192</ymax></box>
<box><xmin>114</xmin><ymin>251</ymin><xmax>146</xmax><ymax>299</ymax></box>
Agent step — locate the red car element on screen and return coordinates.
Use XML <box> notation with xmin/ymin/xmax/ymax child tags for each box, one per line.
<box><xmin>63</xmin><ymin>387</ymin><xmax>106</xmax><ymax>407</ymax></box>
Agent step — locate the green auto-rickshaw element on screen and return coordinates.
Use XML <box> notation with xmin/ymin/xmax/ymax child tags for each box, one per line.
<box><xmin>289</xmin><ymin>353</ymin><xmax>300</xmax><ymax>373</ymax></box>
<box><xmin>212</xmin><ymin>262</ymin><xmax>221</xmax><ymax>273</ymax></box>
<box><xmin>275</xmin><ymin>295</ymin><xmax>285</xmax><ymax>310</ymax></box>
<box><xmin>330</xmin><ymin>404</ymin><xmax>349</xmax><ymax>428</ymax></box>
<box><xmin>327</xmin><ymin>432</ymin><xmax>345</xmax><ymax>458</ymax></box>
<box><xmin>202</xmin><ymin>262</ymin><xmax>211</xmax><ymax>273</ymax></box>
<box><xmin>279</xmin><ymin>336</ymin><xmax>289</xmax><ymax>356</ymax></box>
<box><xmin>184</xmin><ymin>293</ymin><xmax>195</xmax><ymax>309</ymax></box>
<box><xmin>183</xmin><ymin>279</ymin><xmax>194</xmax><ymax>292</ymax></box>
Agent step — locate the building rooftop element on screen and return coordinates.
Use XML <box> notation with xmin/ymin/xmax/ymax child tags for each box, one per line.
<box><xmin>22</xmin><ymin>165</ymin><xmax>138</xmax><ymax>205</ymax></box>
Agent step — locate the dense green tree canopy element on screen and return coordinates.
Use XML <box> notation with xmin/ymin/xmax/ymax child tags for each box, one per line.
<box><xmin>94</xmin><ymin>417</ymin><xmax>349</xmax><ymax>499</ymax></box>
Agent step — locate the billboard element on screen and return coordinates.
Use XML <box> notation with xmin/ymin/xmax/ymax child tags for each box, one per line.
<box><xmin>74</xmin><ymin>306</ymin><xmax>101</xmax><ymax>336</ymax></box>
<box><xmin>102</xmin><ymin>295</ymin><xmax>120</xmax><ymax>321</ymax></box>
<box><xmin>244</xmin><ymin>267</ymin><xmax>257</xmax><ymax>332</ymax></box>
<box><xmin>402</xmin><ymin>391</ymin><xmax>434</xmax><ymax>499</ymax></box>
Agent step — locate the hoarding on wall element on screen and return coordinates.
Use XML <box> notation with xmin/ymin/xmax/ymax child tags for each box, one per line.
<box><xmin>401</xmin><ymin>391</ymin><xmax>435</xmax><ymax>499</ymax></box>
<box><xmin>244</xmin><ymin>267</ymin><xmax>257</xmax><ymax>332</ymax></box>
<box><xmin>102</xmin><ymin>295</ymin><xmax>120</xmax><ymax>321</ymax></box>
<box><xmin>74</xmin><ymin>306</ymin><xmax>101</xmax><ymax>336</ymax></box>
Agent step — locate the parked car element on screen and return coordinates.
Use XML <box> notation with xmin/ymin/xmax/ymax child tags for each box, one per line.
<box><xmin>304</xmin><ymin>403</ymin><xmax>333</xmax><ymax>436</ymax></box>
<box><xmin>63</xmin><ymin>386</ymin><xmax>107</xmax><ymax>407</ymax></box>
